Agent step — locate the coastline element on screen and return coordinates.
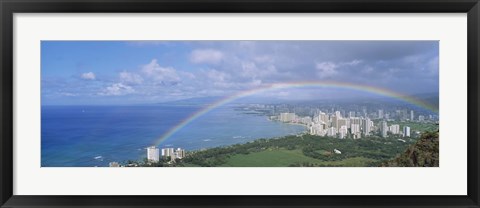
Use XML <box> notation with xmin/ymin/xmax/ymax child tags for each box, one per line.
<box><xmin>266</xmin><ymin>116</ymin><xmax>309</xmax><ymax>131</ymax></box>
<box><xmin>267</xmin><ymin>117</ymin><xmax>309</xmax><ymax>134</ymax></box>
<box><xmin>283</xmin><ymin>121</ymin><xmax>310</xmax><ymax>129</ymax></box>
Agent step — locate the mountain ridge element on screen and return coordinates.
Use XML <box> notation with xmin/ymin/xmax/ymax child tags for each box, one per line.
<box><xmin>381</xmin><ymin>130</ymin><xmax>439</xmax><ymax>167</ymax></box>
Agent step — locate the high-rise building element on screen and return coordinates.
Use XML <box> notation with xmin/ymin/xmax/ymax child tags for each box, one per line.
<box><xmin>309</xmin><ymin>125</ymin><xmax>315</xmax><ymax>135</ymax></box>
<box><xmin>331</xmin><ymin>115</ymin><xmax>339</xmax><ymax>129</ymax></box>
<box><xmin>161</xmin><ymin>147</ymin><xmax>186</xmax><ymax>161</ymax></box>
<box><xmin>402</xmin><ymin>109</ymin><xmax>408</xmax><ymax>120</ymax></box>
<box><xmin>319</xmin><ymin>112</ymin><xmax>328</xmax><ymax>123</ymax></box>
<box><xmin>389</xmin><ymin>124</ymin><xmax>400</xmax><ymax>134</ymax></box>
<box><xmin>175</xmin><ymin>148</ymin><xmax>186</xmax><ymax>158</ymax></box>
<box><xmin>280</xmin><ymin>113</ymin><xmax>296</xmax><ymax>122</ymax></box>
<box><xmin>403</xmin><ymin>126</ymin><xmax>411</xmax><ymax>137</ymax></box>
<box><xmin>300</xmin><ymin>116</ymin><xmax>312</xmax><ymax>124</ymax></box>
<box><xmin>410</xmin><ymin>110</ymin><xmax>414</xmax><ymax>121</ymax></box>
<box><xmin>339</xmin><ymin>125</ymin><xmax>348</xmax><ymax>139</ymax></box>
<box><xmin>310</xmin><ymin>123</ymin><xmax>326</xmax><ymax>136</ymax></box>
<box><xmin>351</xmin><ymin>124</ymin><xmax>361</xmax><ymax>139</ymax></box>
<box><xmin>170</xmin><ymin>153</ymin><xmax>177</xmax><ymax>161</ymax></box>
<box><xmin>349</xmin><ymin>111</ymin><xmax>355</xmax><ymax>118</ymax></box>
<box><xmin>351</xmin><ymin>124</ymin><xmax>360</xmax><ymax>135</ymax></box>
<box><xmin>378</xmin><ymin>109</ymin><xmax>384</xmax><ymax>119</ymax></box>
<box><xmin>350</xmin><ymin>117</ymin><xmax>361</xmax><ymax>126</ymax></box>
<box><xmin>362</xmin><ymin>118</ymin><xmax>372</xmax><ymax>136</ymax></box>
<box><xmin>419</xmin><ymin>115</ymin><xmax>425</xmax><ymax>122</ymax></box>
<box><xmin>147</xmin><ymin>146</ymin><xmax>160</xmax><ymax>162</ymax></box>
<box><xmin>161</xmin><ymin>148</ymin><xmax>175</xmax><ymax>157</ymax></box>
<box><xmin>327</xmin><ymin>127</ymin><xmax>337</xmax><ymax>137</ymax></box>
<box><xmin>381</xmin><ymin>121</ymin><xmax>388</xmax><ymax>138</ymax></box>
<box><xmin>335</xmin><ymin>111</ymin><xmax>342</xmax><ymax>118</ymax></box>
<box><xmin>338</xmin><ymin>118</ymin><xmax>347</xmax><ymax>128</ymax></box>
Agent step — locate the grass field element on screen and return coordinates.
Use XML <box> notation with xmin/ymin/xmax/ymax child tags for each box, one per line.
<box><xmin>221</xmin><ymin>148</ymin><xmax>377</xmax><ymax>167</ymax></box>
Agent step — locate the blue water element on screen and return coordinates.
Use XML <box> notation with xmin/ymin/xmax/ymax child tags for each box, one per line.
<box><xmin>41</xmin><ymin>105</ymin><xmax>306</xmax><ymax>167</ymax></box>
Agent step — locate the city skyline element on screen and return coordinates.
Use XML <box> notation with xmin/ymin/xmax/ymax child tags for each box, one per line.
<box><xmin>41</xmin><ymin>41</ymin><xmax>439</xmax><ymax>105</ymax></box>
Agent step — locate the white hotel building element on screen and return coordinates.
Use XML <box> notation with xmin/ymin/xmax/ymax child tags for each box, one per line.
<box><xmin>161</xmin><ymin>147</ymin><xmax>186</xmax><ymax>161</ymax></box>
<box><xmin>403</xmin><ymin>126</ymin><xmax>411</xmax><ymax>137</ymax></box>
<box><xmin>147</xmin><ymin>146</ymin><xmax>160</xmax><ymax>162</ymax></box>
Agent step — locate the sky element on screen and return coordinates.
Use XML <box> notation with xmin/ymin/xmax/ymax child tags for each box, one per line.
<box><xmin>41</xmin><ymin>41</ymin><xmax>439</xmax><ymax>105</ymax></box>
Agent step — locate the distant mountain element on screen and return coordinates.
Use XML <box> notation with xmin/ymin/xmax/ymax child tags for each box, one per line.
<box><xmin>411</xmin><ymin>92</ymin><xmax>439</xmax><ymax>109</ymax></box>
<box><xmin>381</xmin><ymin>130</ymin><xmax>439</xmax><ymax>167</ymax></box>
<box><xmin>410</xmin><ymin>92</ymin><xmax>439</xmax><ymax>98</ymax></box>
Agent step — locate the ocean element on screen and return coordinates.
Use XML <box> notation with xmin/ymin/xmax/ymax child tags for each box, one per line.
<box><xmin>41</xmin><ymin>105</ymin><xmax>307</xmax><ymax>167</ymax></box>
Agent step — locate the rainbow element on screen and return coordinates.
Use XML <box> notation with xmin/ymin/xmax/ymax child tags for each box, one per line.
<box><xmin>153</xmin><ymin>81</ymin><xmax>438</xmax><ymax>146</ymax></box>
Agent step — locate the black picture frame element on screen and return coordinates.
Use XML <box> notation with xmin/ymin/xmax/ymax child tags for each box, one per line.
<box><xmin>1</xmin><ymin>0</ymin><xmax>479</xmax><ymax>207</ymax></box>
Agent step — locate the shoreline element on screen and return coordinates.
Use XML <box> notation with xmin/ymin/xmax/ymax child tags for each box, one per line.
<box><xmin>267</xmin><ymin>117</ymin><xmax>309</xmax><ymax>133</ymax></box>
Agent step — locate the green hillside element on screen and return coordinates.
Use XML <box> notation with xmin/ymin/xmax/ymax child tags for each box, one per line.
<box><xmin>381</xmin><ymin>131</ymin><xmax>439</xmax><ymax>167</ymax></box>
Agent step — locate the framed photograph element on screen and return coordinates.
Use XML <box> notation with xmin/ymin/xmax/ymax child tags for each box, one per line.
<box><xmin>1</xmin><ymin>0</ymin><xmax>479</xmax><ymax>207</ymax></box>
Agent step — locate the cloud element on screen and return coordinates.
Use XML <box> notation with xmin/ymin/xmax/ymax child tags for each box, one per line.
<box><xmin>314</xmin><ymin>59</ymin><xmax>365</xmax><ymax>79</ymax></box>
<box><xmin>42</xmin><ymin>41</ymin><xmax>439</xmax><ymax>105</ymax></box>
<box><xmin>344</xmin><ymin>59</ymin><xmax>363</xmax><ymax>66</ymax></box>
<box><xmin>362</xmin><ymin>66</ymin><xmax>374</xmax><ymax>74</ymax></box>
<box><xmin>80</xmin><ymin>72</ymin><xmax>96</xmax><ymax>80</ymax></box>
<box><xmin>240</xmin><ymin>62</ymin><xmax>277</xmax><ymax>79</ymax></box>
<box><xmin>59</xmin><ymin>92</ymin><xmax>78</xmax><ymax>97</ymax></box>
<box><xmin>316</xmin><ymin>62</ymin><xmax>338</xmax><ymax>78</ymax></box>
<box><xmin>427</xmin><ymin>56</ymin><xmax>439</xmax><ymax>75</ymax></box>
<box><xmin>179</xmin><ymin>71</ymin><xmax>195</xmax><ymax>79</ymax></box>
<box><xmin>249</xmin><ymin>79</ymin><xmax>263</xmax><ymax>87</ymax></box>
<box><xmin>119</xmin><ymin>71</ymin><xmax>143</xmax><ymax>85</ymax></box>
<box><xmin>190</xmin><ymin>49</ymin><xmax>224</xmax><ymax>64</ymax></box>
<box><xmin>203</xmin><ymin>69</ymin><xmax>229</xmax><ymax>82</ymax></box>
<box><xmin>253</xmin><ymin>55</ymin><xmax>274</xmax><ymax>64</ymax></box>
<box><xmin>99</xmin><ymin>83</ymin><xmax>134</xmax><ymax>96</ymax></box>
<box><xmin>142</xmin><ymin>59</ymin><xmax>180</xmax><ymax>83</ymax></box>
